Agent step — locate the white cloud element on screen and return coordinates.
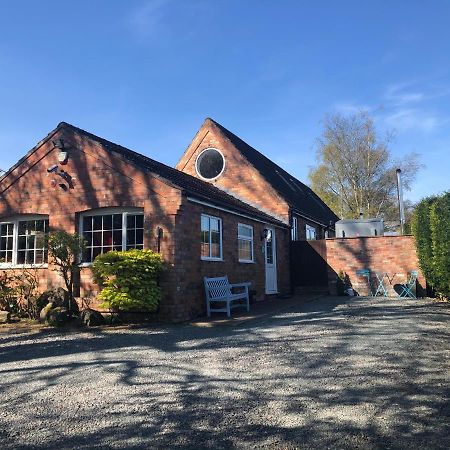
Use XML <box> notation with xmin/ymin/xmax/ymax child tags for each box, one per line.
<box><xmin>128</xmin><ymin>0</ymin><xmax>172</xmax><ymax>38</ymax></box>
<box><xmin>333</xmin><ymin>79</ymin><xmax>450</xmax><ymax>134</ymax></box>
<box><xmin>384</xmin><ymin>108</ymin><xmax>442</xmax><ymax>133</ymax></box>
<box><xmin>332</xmin><ymin>102</ymin><xmax>373</xmax><ymax>115</ymax></box>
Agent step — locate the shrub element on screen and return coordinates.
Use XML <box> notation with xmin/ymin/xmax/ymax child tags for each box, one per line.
<box><xmin>48</xmin><ymin>231</ymin><xmax>86</xmax><ymax>313</ymax></box>
<box><xmin>92</xmin><ymin>249</ymin><xmax>164</xmax><ymax>312</ymax></box>
<box><xmin>412</xmin><ymin>192</ymin><xmax>450</xmax><ymax>299</ymax></box>
<box><xmin>430</xmin><ymin>193</ymin><xmax>450</xmax><ymax>298</ymax></box>
<box><xmin>0</xmin><ymin>269</ymin><xmax>40</xmax><ymax>319</ymax></box>
<box><xmin>0</xmin><ymin>271</ymin><xmax>16</xmax><ymax>311</ymax></box>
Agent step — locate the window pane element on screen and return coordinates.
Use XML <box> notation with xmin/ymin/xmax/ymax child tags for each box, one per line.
<box><xmin>35</xmin><ymin>220</ymin><xmax>45</xmax><ymax>232</ymax></box>
<box><xmin>113</xmin><ymin>230</ymin><xmax>122</xmax><ymax>246</ymax></box>
<box><xmin>211</xmin><ymin>230</ymin><xmax>220</xmax><ymax>258</ymax></box>
<box><xmin>27</xmin><ymin>221</ymin><xmax>35</xmax><ymax>233</ymax></box>
<box><xmin>210</xmin><ymin>218</ymin><xmax>220</xmax><ymax>232</ymax></box>
<box><xmin>35</xmin><ymin>250</ymin><xmax>44</xmax><ymax>265</ymax></box>
<box><xmin>18</xmin><ymin>221</ymin><xmax>27</xmax><ymax>235</ymax></box>
<box><xmin>103</xmin><ymin>215</ymin><xmax>113</xmax><ymax>230</ymax></box>
<box><xmin>26</xmin><ymin>250</ymin><xmax>35</xmax><ymax>264</ymax></box>
<box><xmin>93</xmin><ymin>215</ymin><xmax>102</xmax><ymax>230</ymax></box>
<box><xmin>238</xmin><ymin>225</ymin><xmax>252</xmax><ymax>238</ymax></box>
<box><xmin>93</xmin><ymin>231</ymin><xmax>102</xmax><ymax>246</ymax></box>
<box><xmin>127</xmin><ymin>214</ymin><xmax>135</xmax><ymax>229</ymax></box>
<box><xmin>127</xmin><ymin>229</ymin><xmax>135</xmax><ymax>245</ymax></box>
<box><xmin>17</xmin><ymin>251</ymin><xmax>26</xmax><ymax>264</ymax></box>
<box><xmin>201</xmin><ymin>243</ymin><xmax>210</xmax><ymax>258</ymax></box>
<box><xmin>135</xmin><ymin>214</ymin><xmax>144</xmax><ymax>229</ymax></box>
<box><xmin>201</xmin><ymin>215</ymin><xmax>209</xmax><ymax>232</ymax></box>
<box><xmin>83</xmin><ymin>216</ymin><xmax>92</xmax><ymax>232</ymax></box>
<box><xmin>92</xmin><ymin>247</ymin><xmax>102</xmax><ymax>261</ymax></box>
<box><xmin>83</xmin><ymin>231</ymin><xmax>93</xmax><ymax>246</ymax></box>
<box><xmin>113</xmin><ymin>214</ymin><xmax>122</xmax><ymax>229</ymax></box>
<box><xmin>18</xmin><ymin>236</ymin><xmax>26</xmax><ymax>251</ymax></box>
<box><xmin>103</xmin><ymin>231</ymin><xmax>113</xmax><ymax>246</ymax></box>
<box><xmin>136</xmin><ymin>229</ymin><xmax>143</xmax><ymax>246</ymax></box>
<box><xmin>266</xmin><ymin>238</ymin><xmax>273</xmax><ymax>264</ymax></box>
<box><xmin>239</xmin><ymin>240</ymin><xmax>252</xmax><ymax>261</ymax></box>
<box><xmin>0</xmin><ymin>238</ymin><xmax>6</xmax><ymax>250</ymax></box>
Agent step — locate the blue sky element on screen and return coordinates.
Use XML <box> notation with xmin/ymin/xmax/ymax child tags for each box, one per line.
<box><xmin>1</xmin><ymin>0</ymin><xmax>449</xmax><ymax>202</ymax></box>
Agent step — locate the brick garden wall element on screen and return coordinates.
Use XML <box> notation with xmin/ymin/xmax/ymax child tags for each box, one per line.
<box><xmin>307</xmin><ymin>236</ymin><xmax>425</xmax><ymax>296</ymax></box>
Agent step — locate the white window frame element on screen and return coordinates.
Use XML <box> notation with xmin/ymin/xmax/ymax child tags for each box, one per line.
<box><xmin>0</xmin><ymin>215</ymin><xmax>49</xmax><ymax>268</ymax></box>
<box><xmin>238</xmin><ymin>223</ymin><xmax>254</xmax><ymax>263</ymax></box>
<box><xmin>195</xmin><ymin>148</ymin><xmax>226</xmax><ymax>181</ymax></box>
<box><xmin>79</xmin><ymin>207</ymin><xmax>144</xmax><ymax>265</ymax></box>
<box><xmin>305</xmin><ymin>224</ymin><xmax>316</xmax><ymax>240</ymax></box>
<box><xmin>201</xmin><ymin>214</ymin><xmax>223</xmax><ymax>261</ymax></box>
<box><xmin>291</xmin><ymin>216</ymin><xmax>298</xmax><ymax>241</ymax></box>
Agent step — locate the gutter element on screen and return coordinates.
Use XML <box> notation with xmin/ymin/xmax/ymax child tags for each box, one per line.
<box><xmin>186</xmin><ymin>196</ymin><xmax>289</xmax><ymax>228</ymax></box>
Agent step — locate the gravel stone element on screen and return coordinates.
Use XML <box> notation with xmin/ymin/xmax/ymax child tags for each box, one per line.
<box><xmin>0</xmin><ymin>296</ymin><xmax>449</xmax><ymax>449</ymax></box>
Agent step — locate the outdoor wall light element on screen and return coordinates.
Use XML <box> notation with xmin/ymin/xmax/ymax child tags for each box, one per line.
<box><xmin>156</xmin><ymin>227</ymin><xmax>164</xmax><ymax>253</ymax></box>
<box><xmin>156</xmin><ymin>227</ymin><xmax>164</xmax><ymax>239</ymax></box>
<box><xmin>52</xmin><ymin>138</ymin><xmax>69</xmax><ymax>164</ymax></box>
<box><xmin>261</xmin><ymin>228</ymin><xmax>272</xmax><ymax>240</ymax></box>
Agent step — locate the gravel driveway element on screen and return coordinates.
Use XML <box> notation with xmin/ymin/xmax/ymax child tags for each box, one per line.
<box><xmin>1</xmin><ymin>296</ymin><xmax>449</xmax><ymax>449</ymax></box>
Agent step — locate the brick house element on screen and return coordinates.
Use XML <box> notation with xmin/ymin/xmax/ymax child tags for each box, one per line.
<box><xmin>0</xmin><ymin>119</ymin><xmax>336</xmax><ymax>321</ymax></box>
<box><xmin>177</xmin><ymin>118</ymin><xmax>338</xmax><ymax>241</ymax></box>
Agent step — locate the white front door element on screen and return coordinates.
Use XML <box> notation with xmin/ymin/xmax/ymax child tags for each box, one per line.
<box><xmin>264</xmin><ymin>227</ymin><xmax>278</xmax><ymax>294</ymax></box>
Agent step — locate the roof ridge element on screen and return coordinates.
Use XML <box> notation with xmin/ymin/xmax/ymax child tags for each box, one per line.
<box><xmin>207</xmin><ymin>118</ymin><xmax>338</xmax><ymax>224</ymax></box>
<box><xmin>208</xmin><ymin>118</ymin><xmax>313</xmax><ymax>192</ymax></box>
<box><xmin>60</xmin><ymin>122</ymin><xmax>287</xmax><ymax>226</ymax></box>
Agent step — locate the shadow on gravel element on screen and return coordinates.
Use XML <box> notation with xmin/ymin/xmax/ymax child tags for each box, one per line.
<box><xmin>1</xmin><ymin>297</ymin><xmax>449</xmax><ymax>449</ymax></box>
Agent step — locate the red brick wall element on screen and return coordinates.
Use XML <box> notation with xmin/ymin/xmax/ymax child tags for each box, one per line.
<box><xmin>165</xmin><ymin>199</ymin><xmax>291</xmax><ymax>321</ymax></box>
<box><xmin>0</xmin><ymin>125</ymin><xmax>291</xmax><ymax>321</ymax></box>
<box><xmin>176</xmin><ymin>119</ymin><xmax>290</xmax><ymax>223</ymax></box>
<box><xmin>307</xmin><ymin>236</ymin><xmax>425</xmax><ymax>296</ymax></box>
<box><xmin>0</xmin><ymin>127</ymin><xmax>182</xmax><ymax>316</ymax></box>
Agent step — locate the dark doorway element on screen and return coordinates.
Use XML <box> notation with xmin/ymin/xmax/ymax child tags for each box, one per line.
<box><xmin>290</xmin><ymin>241</ymin><xmax>328</xmax><ymax>288</ymax></box>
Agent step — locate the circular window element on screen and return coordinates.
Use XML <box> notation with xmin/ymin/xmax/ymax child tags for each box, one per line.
<box><xmin>195</xmin><ymin>148</ymin><xmax>225</xmax><ymax>180</ymax></box>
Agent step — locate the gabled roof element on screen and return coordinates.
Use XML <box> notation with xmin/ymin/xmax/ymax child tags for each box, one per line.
<box><xmin>207</xmin><ymin>118</ymin><xmax>339</xmax><ymax>226</ymax></box>
<box><xmin>58</xmin><ymin>123</ymin><xmax>287</xmax><ymax>227</ymax></box>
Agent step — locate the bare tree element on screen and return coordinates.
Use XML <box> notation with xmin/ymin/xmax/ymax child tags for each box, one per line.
<box><xmin>309</xmin><ymin>112</ymin><xmax>421</xmax><ymax>221</ymax></box>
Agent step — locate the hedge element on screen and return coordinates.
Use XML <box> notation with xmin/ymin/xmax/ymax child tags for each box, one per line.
<box><xmin>92</xmin><ymin>249</ymin><xmax>164</xmax><ymax>312</ymax></box>
<box><xmin>411</xmin><ymin>192</ymin><xmax>450</xmax><ymax>299</ymax></box>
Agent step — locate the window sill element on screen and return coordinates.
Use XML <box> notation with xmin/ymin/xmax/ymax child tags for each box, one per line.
<box><xmin>0</xmin><ymin>264</ymin><xmax>48</xmax><ymax>269</ymax></box>
<box><xmin>201</xmin><ymin>257</ymin><xmax>224</xmax><ymax>262</ymax></box>
<box><xmin>79</xmin><ymin>262</ymin><xmax>93</xmax><ymax>268</ymax></box>
<box><xmin>239</xmin><ymin>260</ymin><xmax>255</xmax><ymax>264</ymax></box>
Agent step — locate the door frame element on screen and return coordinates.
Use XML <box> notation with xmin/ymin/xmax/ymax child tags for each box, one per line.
<box><xmin>264</xmin><ymin>226</ymin><xmax>278</xmax><ymax>294</ymax></box>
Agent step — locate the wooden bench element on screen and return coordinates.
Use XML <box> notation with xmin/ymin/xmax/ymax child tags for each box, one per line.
<box><xmin>204</xmin><ymin>276</ymin><xmax>251</xmax><ymax>317</ymax></box>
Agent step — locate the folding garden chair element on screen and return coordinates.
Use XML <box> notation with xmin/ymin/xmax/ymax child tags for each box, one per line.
<box><xmin>373</xmin><ymin>272</ymin><xmax>389</xmax><ymax>297</ymax></box>
<box><xmin>356</xmin><ymin>269</ymin><xmax>372</xmax><ymax>296</ymax></box>
<box><xmin>398</xmin><ymin>271</ymin><xmax>418</xmax><ymax>299</ymax></box>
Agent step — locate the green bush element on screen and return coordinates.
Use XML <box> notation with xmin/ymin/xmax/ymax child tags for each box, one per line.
<box><xmin>412</xmin><ymin>192</ymin><xmax>450</xmax><ymax>299</ymax></box>
<box><xmin>91</xmin><ymin>249</ymin><xmax>164</xmax><ymax>312</ymax></box>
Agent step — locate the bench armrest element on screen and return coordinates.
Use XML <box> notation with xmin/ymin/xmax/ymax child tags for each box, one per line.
<box><xmin>230</xmin><ymin>282</ymin><xmax>251</xmax><ymax>288</ymax></box>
